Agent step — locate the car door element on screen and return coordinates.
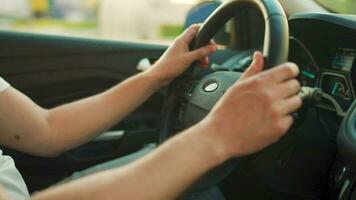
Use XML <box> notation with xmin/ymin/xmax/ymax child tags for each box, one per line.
<box><xmin>0</xmin><ymin>30</ymin><xmax>167</xmax><ymax>191</ymax></box>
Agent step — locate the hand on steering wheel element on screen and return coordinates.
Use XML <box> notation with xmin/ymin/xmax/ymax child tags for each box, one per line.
<box><xmin>159</xmin><ymin>0</ymin><xmax>291</xmax><ymax>192</ymax></box>
<box><xmin>200</xmin><ymin>60</ymin><xmax>301</xmax><ymax>159</ymax></box>
<box><xmin>146</xmin><ymin>25</ymin><xmax>217</xmax><ymax>87</ymax></box>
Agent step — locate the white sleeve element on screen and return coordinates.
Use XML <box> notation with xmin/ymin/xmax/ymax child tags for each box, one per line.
<box><xmin>0</xmin><ymin>150</ymin><xmax>30</xmax><ymax>200</ymax></box>
<box><xmin>0</xmin><ymin>77</ymin><xmax>10</xmax><ymax>93</ymax></box>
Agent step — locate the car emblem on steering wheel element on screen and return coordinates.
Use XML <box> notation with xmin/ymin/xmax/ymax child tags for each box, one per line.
<box><xmin>203</xmin><ymin>81</ymin><xmax>219</xmax><ymax>92</ymax></box>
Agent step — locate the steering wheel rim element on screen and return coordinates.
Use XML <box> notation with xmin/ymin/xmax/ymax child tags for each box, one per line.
<box><xmin>191</xmin><ymin>0</ymin><xmax>289</xmax><ymax>68</ymax></box>
<box><xmin>159</xmin><ymin>0</ymin><xmax>289</xmax><ymax>191</ymax></box>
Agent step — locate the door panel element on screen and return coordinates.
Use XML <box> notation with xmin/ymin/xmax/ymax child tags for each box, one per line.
<box><xmin>0</xmin><ymin>30</ymin><xmax>167</xmax><ymax>191</ymax></box>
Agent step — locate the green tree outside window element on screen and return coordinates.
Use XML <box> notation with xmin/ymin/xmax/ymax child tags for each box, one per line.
<box><xmin>316</xmin><ymin>0</ymin><xmax>356</xmax><ymax>14</ymax></box>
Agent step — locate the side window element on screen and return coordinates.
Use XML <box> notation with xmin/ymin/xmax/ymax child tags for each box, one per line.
<box><xmin>0</xmin><ymin>0</ymin><xmax>206</xmax><ymax>43</ymax></box>
<box><xmin>315</xmin><ymin>0</ymin><xmax>356</xmax><ymax>14</ymax></box>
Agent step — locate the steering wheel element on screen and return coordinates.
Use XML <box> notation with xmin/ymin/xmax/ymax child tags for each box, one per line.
<box><xmin>159</xmin><ymin>0</ymin><xmax>289</xmax><ymax>192</ymax></box>
<box><xmin>338</xmin><ymin>100</ymin><xmax>356</xmax><ymax>166</ymax></box>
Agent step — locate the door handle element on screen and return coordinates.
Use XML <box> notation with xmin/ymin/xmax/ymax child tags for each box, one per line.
<box><xmin>93</xmin><ymin>130</ymin><xmax>125</xmax><ymax>142</ymax></box>
<box><xmin>137</xmin><ymin>58</ymin><xmax>153</xmax><ymax>71</ymax></box>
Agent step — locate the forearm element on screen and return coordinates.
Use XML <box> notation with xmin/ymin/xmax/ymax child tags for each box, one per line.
<box><xmin>45</xmin><ymin>71</ymin><xmax>163</xmax><ymax>155</ymax></box>
<box><xmin>0</xmin><ymin>25</ymin><xmax>215</xmax><ymax>157</ymax></box>
<box><xmin>31</xmin><ymin>124</ymin><xmax>224</xmax><ymax>200</ymax></box>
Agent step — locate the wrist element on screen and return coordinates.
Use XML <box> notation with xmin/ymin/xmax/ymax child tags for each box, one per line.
<box><xmin>143</xmin><ymin>63</ymin><xmax>172</xmax><ymax>87</ymax></box>
<box><xmin>185</xmin><ymin>120</ymin><xmax>232</xmax><ymax>167</ymax></box>
<box><xmin>140</xmin><ymin>68</ymin><xmax>167</xmax><ymax>89</ymax></box>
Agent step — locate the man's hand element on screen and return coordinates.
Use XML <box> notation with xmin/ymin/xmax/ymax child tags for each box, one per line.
<box><xmin>146</xmin><ymin>24</ymin><xmax>217</xmax><ymax>86</ymax></box>
<box><xmin>197</xmin><ymin>52</ymin><xmax>302</xmax><ymax>160</ymax></box>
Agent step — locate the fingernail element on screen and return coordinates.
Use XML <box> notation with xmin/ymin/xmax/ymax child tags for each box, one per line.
<box><xmin>189</xmin><ymin>30</ymin><xmax>197</xmax><ymax>38</ymax></box>
<box><xmin>210</xmin><ymin>45</ymin><xmax>217</xmax><ymax>52</ymax></box>
<box><xmin>253</xmin><ymin>51</ymin><xmax>258</xmax><ymax>60</ymax></box>
<box><xmin>291</xmin><ymin>63</ymin><xmax>300</xmax><ymax>74</ymax></box>
<box><xmin>190</xmin><ymin>27</ymin><xmax>197</xmax><ymax>33</ymax></box>
<box><xmin>250</xmin><ymin>52</ymin><xmax>257</xmax><ymax>67</ymax></box>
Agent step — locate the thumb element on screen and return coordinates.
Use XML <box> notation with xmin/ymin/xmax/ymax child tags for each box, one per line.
<box><xmin>240</xmin><ymin>51</ymin><xmax>264</xmax><ymax>80</ymax></box>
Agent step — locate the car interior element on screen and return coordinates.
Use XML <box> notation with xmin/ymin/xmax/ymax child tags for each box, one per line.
<box><xmin>0</xmin><ymin>0</ymin><xmax>355</xmax><ymax>199</ymax></box>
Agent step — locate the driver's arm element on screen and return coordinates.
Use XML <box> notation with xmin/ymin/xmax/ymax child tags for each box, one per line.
<box><xmin>28</xmin><ymin>60</ymin><xmax>302</xmax><ymax>200</ymax></box>
<box><xmin>0</xmin><ymin>25</ymin><xmax>216</xmax><ymax>157</ymax></box>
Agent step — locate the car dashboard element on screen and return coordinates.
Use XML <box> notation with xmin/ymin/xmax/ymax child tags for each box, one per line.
<box><xmin>289</xmin><ymin>13</ymin><xmax>356</xmax><ymax>116</ymax></box>
<box><xmin>288</xmin><ymin>13</ymin><xmax>356</xmax><ymax>200</ymax></box>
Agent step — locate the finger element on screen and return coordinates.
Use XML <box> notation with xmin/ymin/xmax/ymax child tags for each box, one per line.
<box><xmin>274</xmin><ymin>79</ymin><xmax>301</xmax><ymax>98</ymax></box>
<box><xmin>278</xmin><ymin>115</ymin><xmax>294</xmax><ymax>135</ymax></box>
<box><xmin>240</xmin><ymin>51</ymin><xmax>264</xmax><ymax>80</ymax></box>
<box><xmin>198</xmin><ymin>57</ymin><xmax>209</xmax><ymax>68</ymax></box>
<box><xmin>261</xmin><ymin>63</ymin><xmax>299</xmax><ymax>84</ymax></box>
<box><xmin>279</xmin><ymin>95</ymin><xmax>303</xmax><ymax>115</ymax></box>
<box><xmin>186</xmin><ymin>44</ymin><xmax>217</xmax><ymax>62</ymax></box>
<box><xmin>209</xmin><ymin>40</ymin><xmax>217</xmax><ymax>46</ymax></box>
<box><xmin>178</xmin><ymin>24</ymin><xmax>201</xmax><ymax>44</ymax></box>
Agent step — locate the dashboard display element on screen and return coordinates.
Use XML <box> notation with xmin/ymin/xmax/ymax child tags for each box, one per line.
<box><xmin>321</xmin><ymin>74</ymin><xmax>352</xmax><ymax>100</ymax></box>
<box><xmin>331</xmin><ymin>48</ymin><xmax>356</xmax><ymax>72</ymax></box>
<box><xmin>289</xmin><ymin>38</ymin><xmax>355</xmax><ymax>113</ymax></box>
<box><xmin>289</xmin><ymin>38</ymin><xmax>319</xmax><ymax>87</ymax></box>
<box><xmin>321</xmin><ymin>73</ymin><xmax>353</xmax><ymax>111</ymax></box>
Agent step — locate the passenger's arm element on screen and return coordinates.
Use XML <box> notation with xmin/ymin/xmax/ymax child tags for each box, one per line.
<box><xmin>0</xmin><ymin>25</ymin><xmax>216</xmax><ymax>157</ymax></box>
<box><xmin>30</xmin><ymin>61</ymin><xmax>302</xmax><ymax>200</ymax></box>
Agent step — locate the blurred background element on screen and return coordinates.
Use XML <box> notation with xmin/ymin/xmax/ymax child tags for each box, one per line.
<box><xmin>0</xmin><ymin>0</ymin><xmax>354</xmax><ymax>44</ymax></box>
<box><xmin>0</xmin><ymin>0</ymin><xmax>205</xmax><ymax>43</ymax></box>
<box><xmin>315</xmin><ymin>0</ymin><xmax>356</xmax><ymax>14</ymax></box>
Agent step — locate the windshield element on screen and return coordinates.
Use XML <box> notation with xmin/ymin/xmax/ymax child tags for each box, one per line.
<box><xmin>315</xmin><ymin>0</ymin><xmax>356</xmax><ymax>14</ymax></box>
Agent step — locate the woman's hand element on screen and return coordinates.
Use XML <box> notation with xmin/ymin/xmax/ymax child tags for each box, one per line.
<box><xmin>145</xmin><ymin>24</ymin><xmax>217</xmax><ymax>86</ymax></box>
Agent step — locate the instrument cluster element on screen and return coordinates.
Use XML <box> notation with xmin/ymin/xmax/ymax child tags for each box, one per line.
<box><xmin>289</xmin><ymin>37</ymin><xmax>356</xmax><ymax>113</ymax></box>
